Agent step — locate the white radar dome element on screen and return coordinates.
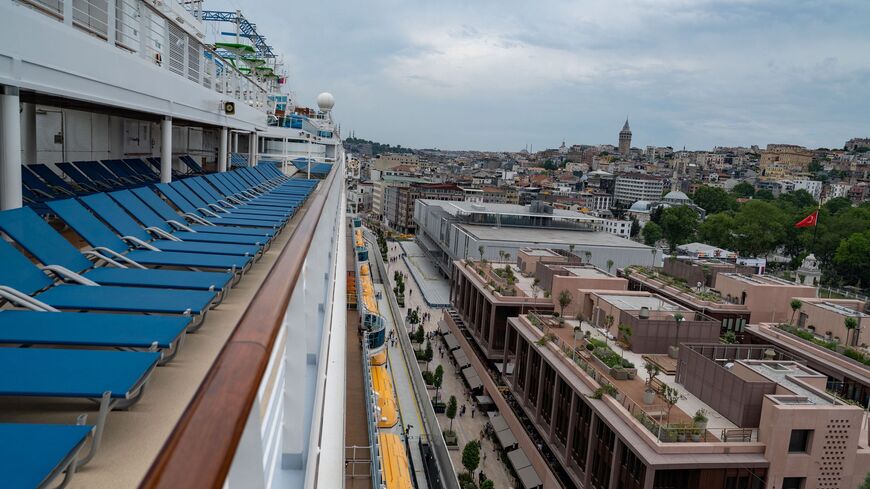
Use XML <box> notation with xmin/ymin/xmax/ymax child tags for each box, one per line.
<box><xmin>316</xmin><ymin>92</ymin><xmax>335</xmax><ymax>112</ymax></box>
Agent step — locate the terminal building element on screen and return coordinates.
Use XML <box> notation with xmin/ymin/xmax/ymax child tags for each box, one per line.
<box><xmin>414</xmin><ymin>199</ymin><xmax>661</xmax><ymax>277</ymax></box>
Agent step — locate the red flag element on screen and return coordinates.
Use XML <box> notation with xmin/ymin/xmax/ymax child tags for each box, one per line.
<box><xmin>795</xmin><ymin>210</ymin><xmax>818</xmax><ymax>228</ymax></box>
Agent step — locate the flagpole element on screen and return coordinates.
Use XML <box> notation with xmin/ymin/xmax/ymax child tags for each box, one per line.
<box><xmin>812</xmin><ymin>200</ymin><xmax>821</xmax><ymax>251</ymax></box>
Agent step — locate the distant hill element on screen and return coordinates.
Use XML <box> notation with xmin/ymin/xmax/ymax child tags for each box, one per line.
<box><xmin>344</xmin><ymin>136</ymin><xmax>414</xmax><ymax>156</ymax></box>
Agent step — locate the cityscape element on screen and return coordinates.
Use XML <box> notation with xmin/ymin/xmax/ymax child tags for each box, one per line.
<box><xmin>0</xmin><ymin>1</ymin><xmax>868</xmax><ymax>489</ymax></box>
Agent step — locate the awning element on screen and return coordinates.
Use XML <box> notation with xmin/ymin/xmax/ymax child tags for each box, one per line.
<box><xmin>489</xmin><ymin>414</ymin><xmax>509</xmax><ymax>433</ymax></box>
<box><xmin>494</xmin><ymin>427</ymin><xmax>517</xmax><ymax>449</ymax></box>
<box><xmin>443</xmin><ymin>333</ymin><xmax>460</xmax><ymax>351</ymax></box>
<box><xmin>452</xmin><ymin>349</ymin><xmax>470</xmax><ymax>368</ymax></box>
<box><xmin>516</xmin><ymin>465</ymin><xmax>543</xmax><ymax>489</ymax></box>
<box><xmin>461</xmin><ymin>366</ymin><xmax>483</xmax><ymax>390</ymax></box>
<box><xmin>506</xmin><ymin>448</ymin><xmax>531</xmax><ymax>471</ymax></box>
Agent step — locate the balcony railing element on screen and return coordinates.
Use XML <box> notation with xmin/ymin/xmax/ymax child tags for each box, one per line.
<box><xmin>16</xmin><ymin>0</ymin><xmax>271</xmax><ymax>112</ymax></box>
<box><xmin>140</xmin><ymin>163</ymin><xmax>344</xmax><ymax>488</ymax></box>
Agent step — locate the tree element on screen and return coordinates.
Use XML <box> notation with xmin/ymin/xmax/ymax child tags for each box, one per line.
<box><xmin>692</xmin><ymin>185</ymin><xmax>736</xmax><ymax>214</ymax></box>
<box><xmin>629</xmin><ymin>217</ymin><xmax>641</xmax><ymax>237</ymax></box>
<box><xmin>498</xmin><ymin>250</ymin><xmax>505</xmax><ymax>262</ymax></box>
<box><xmin>825</xmin><ymin>197</ymin><xmax>853</xmax><ymax>215</ymax></box>
<box><xmin>661</xmin><ymin>385</ymin><xmax>681</xmax><ymax>425</ymax></box>
<box><xmin>462</xmin><ymin>441</ymin><xmax>480</xmax><ymax>477</ymax></box>
<box><xmin>617</xmin><ymin>323</ymin><xmax>633</xmax><ymax>355</ymax></box>
<box><xmin>606</xmin><ymin>259</ymin><xmax>614</xmax><ymax>273</ymax></box>
<box><xmin>731</xmin><ymin>181</ymin><xmax>755</xmax><ymax>198</ymax></box>
<box><xmin>659</xmin><ymin>206</ymin><xmax>699</xmax><ymax>253</ymax></box>
<box><xmin>480</xmin><ymin>480</ymin><xmax>495</xmax><ymax>489</ymax></box>
<box><xmin>433</xmin><ymin>365</ymin><xmax>444</xmax><ymax>402</ymax></box>
<box><xmin>446</xmin><ymin>395</ymin><xmax>457</xmax><ymax>431</ymax></box>
<box><xmin>834</xmin><ymin>229</ymin><xmax>870</xmax><ymax>287</ymax></box>
<box><xmin>531</xmin><ymin>278</ymin><xmax>541</xmax><ymax>300</ymax></box>
<box><xmin>859</xmin><ymin>469</ymin><xmax>870</xmax><ymax>489</ymax></box>
<box><xmin>845</xmin><ymin>316</ymin><xmax>859</xmax><ymax>347</ymax></box>
<box><xmin>789</xmin><ymin>299</ymin><xmax>802</xmax><ymax>326</ymax></box>
<box><xmin>478</xmin><ymin>245</ymin><xmax>485</xmax><ymax>262</ymax></box>
<box><xmin>642</xmin><ymin>221</ymin><xmax>663</xmax><ymax>246</ymax></box>
<box><xmin>755</xmin><ymin>188</ymin><xmax>775</xmax><ymax>201</ymax></box>
<box><xmin>424</xmin><ymin>341</ymin><xmax>434</xmax><ymax>371</ymax></box>
<box><xmin>558</xmin><ymin>289</ymin><xmax>573</xmax><ymax>317</ymax></box>
<box><xmin>732</xmin><ymin>200</ymin><xmax>787</xmax><ymax>257</ymax></box>
<box><xmin>697</xmin><ymin>213</ymin><xmax>735</xmax><ymax>250</ymax></box>
<box><xmin>584</xmin><ymin>250</ymin><xmax>592</xmax><ymax>264</ymax></box>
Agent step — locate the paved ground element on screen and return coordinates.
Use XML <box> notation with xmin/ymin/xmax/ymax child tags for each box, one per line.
<box><xmin>385</xmin><ymin>242</ymin><xmax>516</xmax><ymax>488</ymax></box>
<box><xmin>396</xmin><ymin>240</ymin><xmax>452</xmax><ymax>307</ymax></box>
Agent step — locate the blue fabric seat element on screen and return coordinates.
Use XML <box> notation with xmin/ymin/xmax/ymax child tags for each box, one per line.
<box><xmin>0</xmin><ymin>236</ymin><xmax>214</xmax><ymax>317</ymax></box>
<box><xmin>28</xmin><ymin>164</ymin><xmax>85</xmax><ymax>195</ymax></box>
<box><xmin>80</xmin><ymin>193</ymin><xmax>260</xmax><ymax>258</ymax></box>
<box><xmin>177</xmin><ymin>178</ymin><xmax>293</xmax><ymax>218</ymax></box>
<box><xmin>0</xmin><ymin>206</ymin><xmax>233</xmax><ymax>298</ymax></box>
<box><xmin>130</xmin><ymin>187</ymin><xmax>275</xmax><ymax>240</ymax></box>
<box><xmin>122</xmin><ymin>158</ymin><xmax>161</xmax><ymax>181</ymax></box>
<box><xmin>108</xmin><ymin>190</ymin><xmax>266</xmax><ymax>247</ymax></box>
<box><xmin>179</xmin><ymin>154</ymin><xmax>206</xmax><ymax>174</ymax></box>
<box><xmin>46</xmin><ymin>199</ymin><xmax>251</xmax><ymax>276</ymax></box>
<box><xmin>56</xmin><ymin>162</ymin><xmax>107</xmax><ymax>192</ymax></box>
<box><xmin>0</xmin><ymin>348</ymin><xmax>161</xmax><ymax>469</ymax></box>
<box><xmin>153</xmin><ymin>183</ymin><xmax>282</xmax><ymax>230</ymax></box>
<box><xmin>0</xmin><ymin>423</ymin><xmax>93</xmax><ymax>489</ymax></box>
<box><xmin>0</xmin><ymin>310</ymin><xmax>187</xmax><ymax>359</ymax></box>
<box><xmin>164</xmin><ymin>181</ymin><xmax>288</xmax><ymax>224</ymax></box>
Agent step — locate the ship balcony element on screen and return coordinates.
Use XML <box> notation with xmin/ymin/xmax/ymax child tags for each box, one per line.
<box><xmin>3</xmin><ymin>0</ymin><xmax>273</xmax><ymax>131</ymax></box>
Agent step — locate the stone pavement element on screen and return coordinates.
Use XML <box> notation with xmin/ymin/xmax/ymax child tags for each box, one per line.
<box><xmin>385</xmin><ymin>242</ymin><xmax>517</xmax><ymax>488</ymax></box>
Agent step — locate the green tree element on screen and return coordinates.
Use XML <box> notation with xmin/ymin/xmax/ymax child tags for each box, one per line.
<box><xmin>558</xmin><ymin>289</ymin><xmax>573</xmax><ymax>317</ymax></box>
<box><xmin>859</xmin><ymin>470</ymin><xmax>870</xmax><ymax>489</ymax></box>
<box><xmin>659</xmin><ymin>206</ymin><xmax>699</xmax><ymax>253</ymax></box>
<box><xmin>697</xmin><ymin>213</ymin><xmax>735</xmax><ymax>250</ymax></box>
<box><xmin>731</xmin><ymin>182</ymin><xmax>755</xmax><ymax>198</ymax></box>
<box><xmin>480</xmin><ymin>480</ymin><xmax>495</xmax><ymax>489</ymax></box>
<box><xmin>630</xmin><ymin>217</ymin><xmax>641</xmax><ymax>237</ymax></box>
<box><xmin>433</xmin><ymin>365</ymin><xmax>444</xmax><ymax>401</ymax></box>
<box><xmin>731</xmin><ymin>201</ymin><xmax>786</xmax><ymax>257</ymax></box>
<box><xmin>825</xmin><ymin>197</ymin><xmax>853</xmax><ymax>215</ymax></box>
<box><xmin>642</xmin><ymin>221</ymin><xmax>663</xmax><ymax>246</ymax></box>
<box><xmin>755</xmin><ymin>188</ymin><xmax>775</xmax><ymax>201</ymax></box>
<box><xmin>606</xmin><ymin>259</ymin><xmax>614</xmax><ymax>273</ymax></box>
<box><xmin>446</xmin><ymin>395</ymin><xmax>457</xmax><ymax>431</ymax></box>
<box><xmin>834</xmin><ymin>229</ymin><xmax>870</xmax><ymax>286</ymax></box>
<box><xmin>661</xmin><ymin>385</ymin><xmax>681</xmax><ymax>425</ymax></box>
<box><xmin>692</xmin><ymin>185</ymin><xmax>736</xmax><ymax>214</ymax></box>
<box><xmin>462</xmin><ymin>441</ymin><xmax>481</xmax><ymax>477</ymax></box>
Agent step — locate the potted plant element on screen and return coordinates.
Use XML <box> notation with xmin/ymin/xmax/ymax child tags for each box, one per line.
<box><xmin>693</xmin><ymin>409</ymin><xmax>708</xmax><ymax>431</ymax></box>
<box><xmin>691</xmin><ymin>428</ymin><xmax>702</xmax><ymax>442</ymax></box>
<box><xmin>643</xmin><ymin>361</ymin><xmax>660</xmax><ymax>405</ymax></box>
<box><xmin>676</xmin><ymin>426</ymin><xmax>687</xmax><ymax>442</ymax></box>
<box><xmin>622</xmin><ymin>359</ymin><xmax>637</xmax><ymax>379</ymax></box>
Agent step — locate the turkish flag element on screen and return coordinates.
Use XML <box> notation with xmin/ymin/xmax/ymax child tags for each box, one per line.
<box><xmin>795</xmin><ymin>211</ymin><xmax>818</xmax><ymax>228</ymax></box>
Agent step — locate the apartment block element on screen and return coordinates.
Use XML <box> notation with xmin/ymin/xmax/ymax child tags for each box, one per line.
<box><xmin>613</xmin><ymin>174</ymin><xmax>665</xmax><ymax>205</ymax></box>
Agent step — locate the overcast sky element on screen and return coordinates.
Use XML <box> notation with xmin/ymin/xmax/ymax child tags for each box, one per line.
<box><xmin>207</xmin><ymin>0</ymin><xmax>870</xmax><ymax>151</ymax></box>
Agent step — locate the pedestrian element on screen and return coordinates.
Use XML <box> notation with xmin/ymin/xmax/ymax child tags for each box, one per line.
<box><xmin>471</xmin><ymin>407</ymin><xmax>476</xmax><ymax>418</ymax></box>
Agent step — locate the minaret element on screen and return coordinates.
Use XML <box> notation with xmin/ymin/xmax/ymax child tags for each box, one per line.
<box><xmin>619</xmin><ymin>119</ymin><xmax>632</xmax><ymax>155</ymax></box>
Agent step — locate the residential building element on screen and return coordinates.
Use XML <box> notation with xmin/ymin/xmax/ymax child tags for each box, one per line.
<box><xmin>599</xmin><ymin>218</ymin><xmax>632</xmax><ymax>238</ymax></box>
<box><xmin>794</xmin><ymin>298</ymin><xmax>869</xmax><ymax>347</ymax></box>
<box><xmin>384</xmin><ymin>183</ymin><xmax>464</xmax><ymax>233</ymax></box>
<box><xmin>614</xmin><ymin>174</ymin><xmax>665</xmax><ymax>205</ymax></box>
<box><xmin>845</xmin><ymin>138</ymin><xmax>870</xmax><ymax>151</ymax></box>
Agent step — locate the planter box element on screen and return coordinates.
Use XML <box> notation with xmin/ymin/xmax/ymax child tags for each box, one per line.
<box><xmin>610</xmin><ymin>368</ymin><xmax>628</xmax><ymax>381</ymax></box>
<box><xmin>432</xmin><ymin>401</ymin><xmax>446</xmax><ymax>413</ymax></box>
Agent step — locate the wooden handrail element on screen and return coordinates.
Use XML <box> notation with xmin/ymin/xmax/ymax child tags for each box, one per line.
<box><xmin>140</xmin><ymin>168</ymin><xmax>338</xmax><ymax>489</ymax></box>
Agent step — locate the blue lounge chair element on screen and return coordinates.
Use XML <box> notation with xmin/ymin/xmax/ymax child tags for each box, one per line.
<box><xmin>165</xmin><ymin>181</ymin><xmax>289</xmax><ymax>224</ymax></box>
<box><xmin>28</xmin><ymin>164</ymin><xmax>87</xmax><ymax>195</ymax></box>
<box><xmin>200</xmin><ymin>174</ymin><xmax>306</xmax><ymax>207</ymax></box>
<box><xmin>21</xmin><ymin>166</ymin><xmax>74</xmax><ymax>199</ymax></box>
<box><xmin>122</xmin><ymin>158</ymin><xmax>160</xmax><ymax>181</ymax></box>
<box><xmin>103</xmin><ymin>159</ymin><xmax>150</xmax><ymax>184</ymax></box>
<box><xmin>0</xmin><ymin>206</ymin><xmax>233</xmax><ymax>306</ymax></box>
<box><xmin>0</xmin><ymin>310</ymin><xmax>188</xmax><ymax>362</ymax></box>
<box><xmin>79</xmin><ymin>193</ymin><xmax>261</xmax><ymax>258</ymax></box>
<box><xmin>153</xmin><ymin>183</ymin><xmax>282</xmax><ymax>230</ymax></box>
<box><xmin>72</xmin><ymin>161</ymin><xmax>131</xmax><ymax>188</ymax></box>
<box><xmin>0</xmin><ymin>423</ymin><xmax>93</xmax><ymax>489</ymax></box>
<box><xmin>0</xmin><ymin>348</ymin><xmax>160</xmax><ymax>468</ymax></box>
<box><xmin>129</xmin><ymin>187</ymin><xmax>276</xmax><ymax>241</ymax></box>
<box><xmin>0</xmin><ymin>237</ymin><xmax>215</xmax><ymax>322</ymax></box>
<box><xmin>146</xmin><ymin>156</ymin><xmax>184</xmax><ymax>179</ymax></box>
<box><xmin>180</xmin><ymin>178</ymin><xmax>295</xmax><ymax>218</ymax></box>
<box><xmin>179</xmin><ymin>154</ymin><xmax>206</xmax><ymax>174</ymax></box>
<box><xmin>56</xmin><ymin>162</ymin><xmax>108</xmax><ymax>192</ymax></box>
<box><xmin>108</xmin><ymin>190</ymin><xmax>266</xmax><ymax>247</ymax></box>
<box><xmin>46</xmin><ymin>198</ymin><xmax>250</xmax><ymax>280</ymax></box>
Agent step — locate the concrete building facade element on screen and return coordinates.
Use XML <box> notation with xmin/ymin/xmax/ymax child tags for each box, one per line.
<box><xmin>613</xmin><ymin>174</ymin><xmax>665</xmax><ymax>205</ymax></box>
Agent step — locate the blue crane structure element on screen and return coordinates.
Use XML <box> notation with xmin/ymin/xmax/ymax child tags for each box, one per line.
<box><xmin>200</xmin><ymin>10</ymin><xmax>276</xmax><ymax>60</ymax></box>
